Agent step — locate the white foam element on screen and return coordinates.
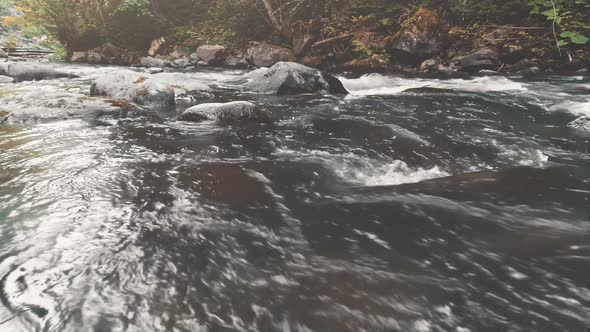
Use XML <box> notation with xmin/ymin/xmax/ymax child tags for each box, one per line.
<box><xmin>340</xmin><ymin>74</ymin><xmax>527</xmax><ymax>96</ymax></box>
<box><xmin>275</xmin><ymin>149</ymin><xmax>449</xmax><ymax>186</ymax></box>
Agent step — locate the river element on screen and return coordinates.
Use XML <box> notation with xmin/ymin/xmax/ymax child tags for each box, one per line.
<box><xmin>0</xmin><ymin>64</ymin><xmax>589</xmax><ymax>331</ymax></box>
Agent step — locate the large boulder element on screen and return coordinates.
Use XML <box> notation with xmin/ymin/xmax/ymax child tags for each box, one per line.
<box><xmin>568</xmin><ymin>116</ymin><xmax>590</xmax><ymax>131</ymax></box>
<box><xmin>91</xmin><ymin>72</ymin><xmax>174</xmax><ymax>107</ymax></box>
<box><xmin>0</xmin><ymin>62</ymin><xmax>74</xmax><ymax>82</ymax></box>
<box><xmin>246</xmin><ymin>42</ymin><xmax>296</xmax><ymax>67</ymax></box>
<box><xmin>90</xmin><ymin>71</ymin><xmax>212</xmax><ymax>108</ymax></box>
<box><xmin>387</xmin><ymin>8</ymin><xmax>449</xmax><ymax>65</ymax></box>
<box><xmin>180</xmin><ymin>101</ymin><xmax>271</xmax><ymax>124</ymax></box>
<box><xmin>196</xmin><ymin>45</ymin><xmax>226</xmax><ymax>65</ymax></box>
<box><xmin>246</xmin><ymin>61</ymin><xmax>348</xmax><ymax>95</ymax></box>
<box><xmin>459</xmin><ymin>47</ymin><xmax>500</xmax><ymax>72</ymax></box>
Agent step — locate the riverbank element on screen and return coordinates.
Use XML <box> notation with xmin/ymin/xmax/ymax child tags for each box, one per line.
<box><xmin>62</xmin><ymin>9</ymin><xmax>589</xmax><ymax>77</ymax></box>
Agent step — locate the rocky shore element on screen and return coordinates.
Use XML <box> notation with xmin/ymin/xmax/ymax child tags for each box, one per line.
<box><xmin>62</xmin><ymin>9</ymin><xmax>589</xmax><ymax>77</ymax></box>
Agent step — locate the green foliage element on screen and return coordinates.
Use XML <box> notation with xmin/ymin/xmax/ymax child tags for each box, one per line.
<box><xmin>13</xmin><ymin>0</ymin><xmax>590</xmax><ymax>56</ymax></box>
<box><xmin>0</xmin><ymin>0</ymin><xmax>10</xmax><ymax>15</ymax></box>
<box><xmin>530</xmin><ymin>0</ymin><xmax>589</xmax><ymax>50</ymax></box>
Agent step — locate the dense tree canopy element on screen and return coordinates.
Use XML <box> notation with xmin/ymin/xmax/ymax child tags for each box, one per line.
<box><xmin>10</xmin><ymin>0</ymin><xmax>589</xmax><ymax>55</ymax></box>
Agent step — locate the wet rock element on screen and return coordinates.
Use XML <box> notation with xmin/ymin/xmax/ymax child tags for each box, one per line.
<box><xmin>180</xmin><ymin>101</ymin><xmax>271</xmax><ymax>124</ymax></box>
<box><xmin>568</xmin><ymin>116</ymin><xmax>590</xmax><ymax>131</ymax></box>
<box><xmin>99</xmin><ymin>43</ymin><xmax>123</xmax><ymax>60</ymax></box>
<box><xmin>516</xmin><ymin>66</ymin><xmax>541</xmax><ymax>76</ymax></box>
<box><xmin>246</xmin><ymin>62</ymin><xmax>348</xmax><ymax>95</ymax></box>
<box><xmin>140</xmin><ymin>56</ymin><xmax>168</xmax><ymax>68</ymax></box>
<box><xmin>87</xmin><ymin>50</ymin><xmax>104</xmax><ymax>64</ymax></box>
<box><xmin>419</xmin><ymin>59</ymin><xmax>439</xmax><ymax>72</ymax></box>
<box><xmin>387</xmin><ymin>8</ymin><xmax>448</xmax><ymax>65</ymax></box>
<box><xmin>189</xmin><ymin>53</ymin><xmax>199</xmax><ymax>63</ymax></box>
<box><xmin>173</xmin><ymin>58</ymin><xmax>190</xmax><ymax>68</ymax></box>
<box><xmin>146</xmin><ymin>67</ymin><xmax>164</xmax><ymax>74</ymax></box>
<box><xmin>0</xmin><ymin>90</ymin><xmax>136</xmax><ymax>123</ymax></box>
<box><xmin>70</xmin><ymin>51</ymin><xmax>87</xmax><ymax>63</ymax></box>
<box><xmin>196</xmin><ymin>45</ymin><xmax>226</xmax><ymax>65</ymax></box>
<box><xmin>0</xmin><ymin>75</ymin><xmax>15</xmax><ymax>83</ymax></box>
<box><xmin>148</xmin><ymin>37</ymin><xmax>166</xmax><ymax>57</ymax></box>
<box><xmin>91</xmin><ymin>72</ymin><xmax>173</xmax><ymax>107</ymax></box>
<box><xmin>460</xmin><ymin>47</ymin><xmax>500</xmax><ymax>72</ymax></box>
<box><xmin>90</xmin><ymin>71</ymin><xmax>211</xmax><ymax>108</ymax></box>
<box><xmin>501</xmin><ymin>44</ymin><xmax>530</xmax><ymax>65</ymax></box>
<box><xmin>224</xmin><ymin>53</ymin><xmax>249</xmax><ymax>68</ymax></box>
<box><xmin>0</xmin><ymin>62</ymin><xmax>74</xmax><ymax>82</ymax></box>
<box><xmin>246</xmin><ymin>42</ymin><xmax>296</xmax><ymax>67</ymax></box>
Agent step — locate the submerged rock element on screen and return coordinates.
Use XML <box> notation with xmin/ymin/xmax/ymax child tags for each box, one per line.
<box><xmin>568</xmin><ymin>116</ymin><xmax>590</xmax><ymax>131</ymax></box>
<box><xmin>246</xmin><ymin>42</ymin><xmax>296</xmax><ymax>67</ymax></box>
<box><xmin>0</xmin><ymin>62</ymin><xmax>75</xmax><ymax>82</ymax></box>
<box><xmin>180</xmin><ymin>101</ymin><xmax>271</xmax><ymax>124</ymax></box>
<box><xmin>0</xmin><ymin>75</ymin><xmax>15</xmax><ymax>83</ymax></box>
<box><xmin>196</xmin><ymin>45</ymin><xmax>226</xmax><ymax>65</ymax></box>
<box><xmin>0</xmin><ymin>90</ymin><xmax>143</xmax><ymax>123</ymax></box>
<box><xmin>246</xmin><ymin>62</ymin><xmax>348</xmax><ymax>95</ymax></box>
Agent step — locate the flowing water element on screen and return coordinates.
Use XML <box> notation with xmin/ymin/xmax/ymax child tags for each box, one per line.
<box><xmin>0</xmin><ymin>64</ymin><xmax>589</xmax><ymax>331</ymax></box>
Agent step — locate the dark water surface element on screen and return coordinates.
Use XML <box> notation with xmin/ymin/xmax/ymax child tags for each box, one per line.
<box><xmin>0</xmin><ymin>65</ymin><xmax>589</xmax><ymax>331</ymax></box>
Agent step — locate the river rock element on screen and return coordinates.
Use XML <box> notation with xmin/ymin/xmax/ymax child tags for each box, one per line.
<box><xmin>173</xmin><ymin>58</ymin><xmax>190</xmax><ymax>68</ymax></box>
<box><xmin>516</xmin><ymin>66</ymin><xmax>541</xmax><ymax>76</ymax></box>
<box><xmin>180</xmin><ymin>101</ymin><xmax>270</xmax><ymax>124</ymax></box>
<box><xmin>460</xmin><ymin>47</ymin><xmax>500</xmax><ymax>71</ymax></box>
<box><xmin>0</xmin><ymin>48</ymin><xmax>8</xmax><ymax>58</ymax></box>
<box><xmin>90</xmin><ymin>71</ymin><xmax>212</xmax><ymax>108</ymax></box>
<box><xmin>387</xmin><ymin>7</ymin><xmax>448</xmax><ymax>65</ymax></box>
<box><xmin>0</xmin><ymin>75</ymin><xmax>15</xmax><ymax>83</ymax></box>
<box><xmin>501</xmin><ymin>44</ymin><xmax>530</xmax><ymax>65</ymax></box>
<box><xmin>246</xmin><ymin>62</ymin><xmax>348</xmax><ymax>95</ymax></box>
<box><xmin>140</xmin><ymin>56</ymin><xmax>168</xmax><ymax>68</ymax></box>
<box><xmin>91</xmin><ymin>72</ymin><xmax>174</xmax><ymax>107</ymax></box>
<box><xmin>148</xmin><ymin>37</ymin><xmax>166</xmax><ymax>57</ymax></box>
<box><xmin>568</xmin><ymin>116</ymin><xmax>590</xmax><ymax>131</ymax></box>
<box><xmin>246</xmin><ymin>42</ymin><xmax>296</xmax><ymax>67</ymax></box>
<box><xmin>70</xmin><ymin>51</ymin><xmax>88</xmax><ymax>63</ymax></box>
<box><xmin>224</xmin><ymin>53</ymin><xmax>249</xmax><ymax>68</ymax></box>
<box><xmin>0</xmin><ymin>62</ymin><xmax>74</xmax><ymax>82</ymax></box>
<box><xmin>87</xmin><ymin>50</ymin><xmax>104</xmax><ymax>64</ymax></box>
<box><xmin>419</xmin><ymin>59</ymin><xmax>440</xmax><ymax>72</ymax></box>
<box><xmin>196</xmin><ymin>45</ymin><xmax>226</xmax><ymax>65</ymax></box>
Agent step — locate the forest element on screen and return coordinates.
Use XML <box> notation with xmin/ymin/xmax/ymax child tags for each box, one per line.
<box><xmin>9</xmin><ymin>0</ymin><xmax>589</xmax><ymax>68</ymax></box>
